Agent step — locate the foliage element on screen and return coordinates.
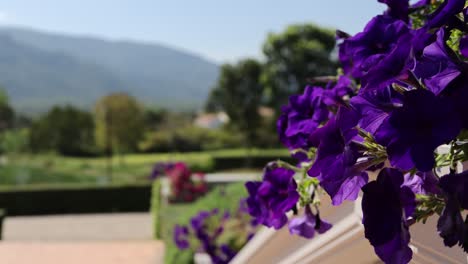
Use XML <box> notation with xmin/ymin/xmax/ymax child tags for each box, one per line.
<box><xmin>29</xmin><ymin>105</ymin><xmax>95</xmax><ymax>156</ymax></box>
<box><xmin>206</xmin><ymin>59</ymin><xmax>264</xmax><ymax>148</ymax></box>
<box><xmin>0</xmin><ymin>88</ymin><xmax>14</xmax><ymax>132</ymax></box>
<box><xmin>0</xmin><ymin>129</ymin><xmax>29</xmax><ymax>155</ymax></box>
<box><xmin>139</xmin><ymin>126</ymin><xmax>243</xmax><ymax>153</ymax></box>
<box><xmin>94</xmin><ymin>93</ymin><xmax>145</xmax><ymax>155</ymax></box>
<box><xmin>0</xmin><ymin>149</ymin><xmax>287</xmax><ymax>187</ymax></box>
<box><xmin>142</xmin><ymin>109</ymin><xmax>168</xmax><ymax>131</ymax></box>
<box><xmin>261</xmin><ymin>23</ymin><xmax>337</xmax><ymax>114</ymax></box>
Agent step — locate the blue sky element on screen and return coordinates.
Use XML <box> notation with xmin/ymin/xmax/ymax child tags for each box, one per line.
<box><xmin>0</xmin><ymin>0</ymin><xmax>385</xmax><ymax>62</ymax></box>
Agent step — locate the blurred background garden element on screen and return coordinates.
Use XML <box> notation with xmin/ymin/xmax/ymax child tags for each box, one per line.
<box><xmin>0</xmin><ymin>1</ymin><xmax>387</xmax><ymax>263</ymax></box>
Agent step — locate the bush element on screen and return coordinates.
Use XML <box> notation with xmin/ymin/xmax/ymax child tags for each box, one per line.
<box><xmin>29</xmin><ymin>106</ymin><xmax>96</xmax><ymax>156</ymax></box>
<box><xmin>211</xmin><ymin>155</ymin><xmax>295</xmax><ymax>171</ymax></box>
<box><xmin>139</xmin><ymin>126</ymin><xmax>243</xmax><ymax>153</ymax></box>
<box><xmin>0</xmin><ymin>183</ymin><xmax>151</xmax><ymax>216</ymax></box>
<box><xmin>151</xmin><ymin>179</ymin><xmax>162</xmax><ymax>239</ymax></box>
<box><xmin>0</xmin><ymin>129</ymin><xmax>30</xmax><ymax>154</ymax></box>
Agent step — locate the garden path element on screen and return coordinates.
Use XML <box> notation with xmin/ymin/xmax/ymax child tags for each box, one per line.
<box><xmin>0</xmin><ymin>213</ymin><xmax>163</xmax><ymax>263</ymax></box>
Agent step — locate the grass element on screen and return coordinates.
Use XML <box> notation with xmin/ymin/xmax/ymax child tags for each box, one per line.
<box><xmin>0</xmin><ymin>148</ymin><xmax>287</xmax><ymax>187</ymax></box>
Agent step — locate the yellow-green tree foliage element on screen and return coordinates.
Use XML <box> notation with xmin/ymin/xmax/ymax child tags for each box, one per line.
<box><xmin>94</xmin><ymin>93</ymin><xmax>144</xmax><ymax>154</ymax></box>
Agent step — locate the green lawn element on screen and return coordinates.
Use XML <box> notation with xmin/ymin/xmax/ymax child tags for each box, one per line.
<box><xmin>0</xmin><ymin>148</ymin><xmax>287</xmax><ymax>187</ymax></box>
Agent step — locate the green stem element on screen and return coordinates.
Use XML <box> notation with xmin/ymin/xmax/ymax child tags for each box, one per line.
<box><xmin>276</xmin><ymin>160</ymin><xmax>302</xmax><ymax>173</ymax></box>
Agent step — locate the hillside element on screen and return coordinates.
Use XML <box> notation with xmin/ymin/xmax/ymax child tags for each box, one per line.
<box><xmin>0</xmin><ymin>27</ymin><xmax>219</xmax><ymax>112</ymax></box>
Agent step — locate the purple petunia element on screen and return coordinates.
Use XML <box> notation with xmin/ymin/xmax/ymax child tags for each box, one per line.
<box><xmin>149</xmin><ymin>162</ymin><xmax>170</xmax><ymax>180</ymax></box>
<box><xmin>350</xmin><ymin>86</ymin><xmax>402</xmax><ymax>135</ymax></box>
<box><xmin>424</xmin><ymin>0</ymin><xmax>466</xmax><ymax>29</ymax></box>
<box><xmin>412</xmin><ymin>29</ymin><xmax>460</xmax><ymax>95</ymax></box>
<box><xmin>277</xmin><ymin>86</ymin><xmax>330</xmax><ymax>152</ymax></box>
<box><xmin>174</xmin><ymin>225</ymin><xmax>191</xmax><ymax>250</ymax></box>
<box><xmin>438</xmin><ymin>171</ymin><xmax>468</xmax><ymax>252</ymax></box>
<box><xmin>460</xmin><ymin>35</ymin><xmax>468</xmax><ymax>57</ymax></box>
<box><xmin>375</xmin><ymin>89</ymin><xmax>462</xmax><ymax>172</ymax></box>
<box><xmin>339</xmin><ymin>15</ymin><xmax>413</xmax><ymax>91</ymax></box>
<box><xmin>308</xmin><ymin>106</ymin><xmax>369</xmax><ymax>206</ymax></box>
<box><xmin>288</xmin><ymin>205</ymin><xmax>332</xmax><ymax>239</ymax></box>
<box><xmin>378</xmin><ymin>0</ymin><xmax>410</xmax><ymax>22</ymax></box>
<box><xmin>362</xmin><ymin>168</ymin><xmax>416</xmax><ymax>264</ymax></box>
<box><xmin>403</xmin><ymin>171</ymin><xmax>440</xmax><ymax>195</ymax></box>
<box><xmin>245</xmin><ymin>165</ymin><xmax>299</xmax><ymax>229</ymax></box>
<box><xmin>322</xmin><ymin>75</ymin><xmax>355</xmax><ymax>106</ymax></box>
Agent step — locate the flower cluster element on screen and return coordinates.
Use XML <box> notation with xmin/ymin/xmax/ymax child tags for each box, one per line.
<box><xmin>245</xmin><ymin>1</ymin><xmax>468</xmax><ymax>263</ymax></box>
<box><xmin>173</xmin><ymin>200</ymin><xmax>258</xmax><ymax>264</ymax></box>
<box><xmin>150</xmin><ymin>161</ymin><xmax>207</xmax><ymax>202</ymax></box>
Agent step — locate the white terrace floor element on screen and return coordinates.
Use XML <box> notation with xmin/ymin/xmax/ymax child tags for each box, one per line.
<box><xmin>0</xmin><ymin>213</ymin><xmax>164</xmax><ymax>264</ymax></box>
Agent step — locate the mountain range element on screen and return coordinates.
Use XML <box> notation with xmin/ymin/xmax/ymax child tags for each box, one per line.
<box><xmin>0</xmin><ymin>27</ymin><xmax>220</xmax><ymax>113</ymax></box>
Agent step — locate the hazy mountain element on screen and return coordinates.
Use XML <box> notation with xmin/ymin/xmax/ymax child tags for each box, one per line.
<box><xmin>0</xmin><ymin>27</ymin><xmax>219</xmax><ymax>112</ymax></box>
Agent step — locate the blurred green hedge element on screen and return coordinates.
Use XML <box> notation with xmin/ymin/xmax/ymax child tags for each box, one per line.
<box><xmin>139</xmin><ymin>126</ymin><xmax>244</xmax><ymax>153</ymax></box>
<box><xmin>0</xmin><ymin>183</ymin><xmax>151</xmax><ymax>216</ymax></box>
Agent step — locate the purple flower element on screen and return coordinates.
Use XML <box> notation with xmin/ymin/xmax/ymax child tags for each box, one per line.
<box><xmin>375</xmin><ymin>89</ymin><xmax>462</xmax><ymax>172</ymax></box>
<box><xmin>460</xmin><ymin>35</ymin><xmax>468</xmax><ymax>57</ymax></box>
<box><xmin>362</xmin><ymin>168</ymin><xmax>416</xmax><ymax>264</ymax></box>
<box><xmin>190</xmin><ymin>211</ymin><xmax>211</xmax><ymax>229</ymax></box>
<box><xmin>173</xmin><ymin>225</ymin><xmax>190</xmax><ymax>250</ymax></box>
<box><xmin>403</xmin><ymin>171</ymin><xmax>440</xmax><ymax>195</ymax></box>
<box><xmin>308</xmin><ymin>107</ymin><xmax>369</xmax><ymax>206</ymax></box>
<box><xmin>245</xmin><ymin>166</ymin><xmax>299</xmax><ymax>229</ymax></box>
<box><xmin>424</xmin><ymin>0</ymin><xmax>465</xmax><ymax>29</ymax></box>
<box><xmin>339</xmin><ymin>15</ymin><xmax>413</xmax><ymax>90</ymax></box>
<box><xmin>189</xmin><ymin>211</ymin><xmax>223</xmax><ymax>263</ymax></box>
<box><xmin>149</xmin><ymin>162</ymin><xmax>170</xmax><ymax>180</ymax></box>
<box><xmin>220</xmin><ymin>244</ymin><xmax>236</xmax><ymax>262</ymax></box>
<box><xmin>378</xmin><ymin>0</ymin><xmax>409</xmax><ymax>22</ymax></box>
<box><xmin>440</xmin><ymin>171</ymin><xmax>468</xmax><ymax>209</ymax></box>
<box><xmin>412</xmin><ymin>29</ymin><xmax>460</xmax><ymax>95</ymax></box>
<box><xmin>444</xmin><ymin>75</ymin><xmax>468</xmax><ymax>129</ymax></box>
<box><xmin>410</xmin><ymin>0</ymin><xmax>430</xmax><ymax>9</ymax></box>
<box><xmin>322</xmin><ymin>75</ymin><xmax>355</xmax><ymax>106</ymax></box>
<box><xmin>437</xmin><ymin>197</ymin><xmax>465</xmax><ymax>249</ymax></box>
<box><xmin>288</xmin><ymin>206</ymin><xmax>332</xmax><ymax>239</ymax></box>
<box><xmin>277</xmin><ymin>86</ymin><xmax>330</xmax><ymax>152</ymax></box>
<box><xmin>238</xmin><ymin>198</ymin><xmax>248</xmax><ymax>214</ymax></box>
<box><xmin>350</xmin><ymin>86</ymin><xmax>401</xmax><ymax>135</ymax></box>
<box><xmin>437</xmin><ymin>171</ymin><xmax>468</xmax><ymax>251</ymax></box>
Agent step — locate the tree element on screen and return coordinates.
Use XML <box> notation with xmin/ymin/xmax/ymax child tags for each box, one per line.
<box><xmin>206</xmin><ymin>59</ymin><xmax>263</xmax><ymax>148</ymax></box>
<box><xmin>29</xmin><ymin>106</ymin><xmax>95</xmax><ymax>156</ymax></box>
<box><xmin>261</xmin><ymin>24</ymin><xmax>337</xmax><ymax>113</ymax></box>
<box><xmin>94</xmin><ymin>93</ymin><xmax>145</xmax><ymax>156</ymax></box>
<box><xmin>143</xmin><ymin>108</ymin><xmax>168</xmax><ymax>131</ymax></box>
<box><xmin>0</xmin><ymin>88</ymin><xmax>14</xmax><ymax>131</ymax></box>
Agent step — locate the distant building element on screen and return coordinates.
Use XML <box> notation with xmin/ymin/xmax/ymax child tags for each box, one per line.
<box><xmin>258</xmin><ymin>106</ymin><xmax>274</xmax><ymax>119</ymax></box>
<box><xmin>193</xmin><ymin>112</ymin><xmax>229</xmax><ymax>129</ymax></box>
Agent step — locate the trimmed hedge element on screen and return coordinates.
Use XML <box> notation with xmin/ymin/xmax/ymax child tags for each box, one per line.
<box><xmin>0</xmin><ymin>184</ymin><xmax>151</xmax><ymax>216</ymax></box>
<box><xmin>211</xmin><ymin>155</ymin><xmax>295</xmax><ymax>171</ymax></box>
<box><xmin>151</xmin><ymin>179</ymin><xmax>162</xmax><ymax>239</ymax></box>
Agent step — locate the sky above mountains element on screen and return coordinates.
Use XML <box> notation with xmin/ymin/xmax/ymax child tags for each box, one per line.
<box><xmin>0</xmin><ymin>0</ymin><xmax>385</xmax><ymax>62</ymax></box>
